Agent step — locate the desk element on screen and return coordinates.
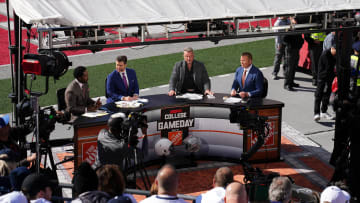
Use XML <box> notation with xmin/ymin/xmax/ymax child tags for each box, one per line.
<box><xmin>73</xmin><ymin>93</ymin><xmax>284</xmax><ymax>169</ymax></box>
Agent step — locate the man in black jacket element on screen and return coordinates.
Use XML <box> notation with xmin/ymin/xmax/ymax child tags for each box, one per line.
<box><xmin>314</xmin><ymin>46</ymin><xmax>336</xmax><ymax>121</ymax></box>
<box><xmin>283</xmin><ymin>17</ymin><xmax>304</xmax><ymax>91</ymax></box>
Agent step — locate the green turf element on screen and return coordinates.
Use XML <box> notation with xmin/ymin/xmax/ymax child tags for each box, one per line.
<box><xmin>0</xmin><ymin>38</ymin><xmax>275</xmax><ymax>113</ymax></box>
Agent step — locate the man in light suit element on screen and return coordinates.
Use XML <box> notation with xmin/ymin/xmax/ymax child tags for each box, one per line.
<box><xmin>231</xmin><ymin>52</ymin><xmax>264</xmax><ymax>98</ymax></box>
<box><xmin>168</xmin><ymin>47</ymin><xmax>213</xmax><ymax>96</ymax></box>
<box><xmin>106</xmin><ymin>55</ymin><xmax>139</xmax><ymax>103</ymax></box>
<box><xmin>65</xmin><ymin>66</ymin><xmax>101</xmax><ymax>121</ymax></box>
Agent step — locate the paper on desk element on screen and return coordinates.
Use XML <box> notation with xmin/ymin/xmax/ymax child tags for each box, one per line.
<box><xmin>115</xmin><ymin>101</ymin><xmax>143</xmax><ymax>108</ymax></box>
<box><xmin>223</xmin><ymin>97</ymin><xmax>242</xmax><ymax>104</ymax></box>
<box><xmin>176</xmin><ymin>93</ymin><xmax>203</xmax><ymax>100</ymax></box>
<box><xmin>137</xmin><ymin>98</ymin><xmax>149</xmax><ymax>103</ymax></box>
<box><xmin>82</xmin><ymin>110</ymin><xmax>109</xmax><ymax>118</ymax></box>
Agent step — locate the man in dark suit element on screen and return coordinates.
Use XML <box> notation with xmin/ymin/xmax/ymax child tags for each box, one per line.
<box><xmin>65</xmin><ymin>66</ymin><xmax>101</xmax><ymax>121</ymax></box>
<box><xmin>231</xmin><ymin>52</ymin><xmax>264</xmax><ymax>98</ymax></box>
<box><xmin>168</xmin><ymin>47</ymin><xmax>212</xmax><ymax>96</ymax></box>
<box><xmin>106</xmin><ymin>55</ymin><xmax>139</xmax><ymax>103</ymax></box>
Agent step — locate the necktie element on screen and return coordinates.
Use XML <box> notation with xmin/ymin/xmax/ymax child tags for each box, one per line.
<box><xmin>242</xmin><ymin>69</ymin><xmax>247</xmax><ymax>87</ymax></box>
<box><xmin>122</xmin><ymin>72</ymin><xmax>128</xmax><ymax>89</ymax></box>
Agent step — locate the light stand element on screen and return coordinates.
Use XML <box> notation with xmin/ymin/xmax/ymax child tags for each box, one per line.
<box><xmin>30</xmin><ymin>91</ymin><xmax>42</xmax><ymax>174</ymax></box>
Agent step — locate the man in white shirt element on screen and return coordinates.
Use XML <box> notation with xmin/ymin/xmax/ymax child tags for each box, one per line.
<box><xmin>141</xmin><ymin>164</ymin><xmax>186</xmax><ymax>203</ymax></box>
<box><xmin>196</xmin><ymin>167</ymin><xmax>234</xmax><ymax>203</ymax></box>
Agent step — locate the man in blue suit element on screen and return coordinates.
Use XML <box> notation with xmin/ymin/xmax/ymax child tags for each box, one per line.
<box><xmin>106</xmin><ymin>55</ymin><xmax>139</xmax><ymax>103</ymax></box>
<box><xmin>231</xmin><ymin>52</ymin><xmax>264</xmax><ymax>98</ymax></box>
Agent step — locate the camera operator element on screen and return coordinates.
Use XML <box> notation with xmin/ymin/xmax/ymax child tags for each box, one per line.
<box><xmin>0</xmin><ymin>114</ymin><xmax>36</xmax><ymax>168</ymax></box>
<box><xmin>95</xmin><ymin>113</ymin><xmax>143</xmax><ymax>170</ymax></box>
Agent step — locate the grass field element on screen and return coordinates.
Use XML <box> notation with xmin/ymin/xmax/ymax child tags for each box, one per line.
<box><xmin>0</xmin><ymin>38</ymin><xmax>275</xmax><ymax>113</ymax></box>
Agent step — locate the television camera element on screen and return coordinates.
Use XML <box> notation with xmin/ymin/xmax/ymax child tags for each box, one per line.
<box><xmin>112</xmin><ymin>112</ymin><xmax>148</xmax><ymax>147</ymax></box>
<box><xmin>16</xmin><ymin>99</ymin><xmax>59</xmax><ymax>143</ymax></box>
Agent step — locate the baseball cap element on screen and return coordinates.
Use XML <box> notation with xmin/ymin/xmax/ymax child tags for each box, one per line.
<box><xmin>352</xmin><ymin>41</ymin><xmax>360</xmax><ymax>52</ymax></box>
<box><xmin>21</xmin><ymin>173</ymin><xmax>56</xmax><ymax>197</ymax></box>
<box><xmin>320</xmin><ymin>186</ymin><xmax>350</xmax><ymax>203</ymax></box>
<box><xmin>0</xmin><ymin>114</ymin><xmax>10</xmax><ymax>128</ymax></box>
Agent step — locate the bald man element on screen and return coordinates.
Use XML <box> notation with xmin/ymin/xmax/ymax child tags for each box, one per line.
<box><xmin>140</xmin><ymin>164</ymin><xmax>186</xmax><ymax>203</ymax></box>
<box><xmin>196</xmin><ymin>167</ymin><xmax>234</xmax><ymax>203</ymax></box>
<box><xmin>224</xmin><ymin>182</ymin><xmax>248</xmax><ymax>203</ymax></box>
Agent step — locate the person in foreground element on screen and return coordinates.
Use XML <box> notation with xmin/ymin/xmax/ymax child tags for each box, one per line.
<box><xmin>168</xmin><ymin>47</ymin><xmax>212</xmax><ymax>96</ymax></box>
<box><xmin>197</xmin><ymin>167</ymin><xmax>234</xmax><ymax>203</ymax></box>
<box><xmin>224</xmin><ymin>182</ymin><xmax>248</xmax><ymax>203</ymax></box>
<box><xmin>106</xmin><ymin>55</ymin><xmax>139</xmax><ymax>103</ymax></box>
<box><xmin>65</xmin><ymin>66</ymin><xmax>101</xmax><ymax>121</ymax></box>
<box><xmin>230</xmin><ymin>52</ymin><xmax>264</xmax><ymax>98</ymax></box>
<box><xmin>140</xmin><ymin>164</ymin><xmax>186</xmax><ymax>203</ymax></box>
<box><xmin>268</xmin><ymin>176</ymin><xmax>292</xmax><ymax>203</ymax></box>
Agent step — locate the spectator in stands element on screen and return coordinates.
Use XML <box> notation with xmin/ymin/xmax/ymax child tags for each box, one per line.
<box><xmin>283</xmin><ymin>17</ymin><xmax>304</xmax><ymax>91</ymax></box>
<box><xmin>313</xmin><ymin>46</ymin><xmax>336</xmax><ymax>121</ymax></box>
<box><xmin>65</xmin><ymin>66</ymin><xmax>102</xmax><ymax>121</ymax></box>
<box><xmin>72</xmin><ymin>162</ymin><xmax>110</xmax><ymax>203</ymax></box>
<box><xmin>268</xmin><ymin>176</ymin><xmax>292</xmax><ymax>203</ymax></box>
<box><xmin>140</xmin><ymin>164</ymin><xmax>186</xmax><ymax>203</ymax></box>
<box><xmin>230</xmin><ymin>52</ymin><xmax>264</xmax><ymax>98</ymax></box>
<box><xmin>106</xmin><ymin>55</ymin><xmax>140</xmax><ymax>103</ymax></box>
<box><xmin>96</xmin><ymin>164</ymin><xmax>137</xmax><ymax>203</ymax></box>
<box><xmin>224</xmin><ymin>182</ymin><xmax>248</xmax><ymax>203</ymax></box>
<box><xmin>196</xmin><ymin>167</ymin><xmax>234</xmax><ymax>203</ymax></box>
<box><xmin>0</xmin><ymin>166</ymin><xmax>30</xmax><ymax>202</ymax></box>
<box><xmin>272</xmin><ymin>16</ymin><xmax>290</xmax><ymax>80</ymax></box>
<box><xmin>168</xmin><ymin>47</ymin><xmax>213</xmax><ymax>96</ymax></box>
<box><xmin>21</xmin><ymin>173</ymin><xmax>55</xmax><ymax>203</ymax></box>
<box><xmin>323</xmin><ymin>32</ymin><xmax>336</xmax><ymax>53</ymax></box>
<box><xmin>0</xmin><ymin>114</ymin><xmax>36</xmax><ymax>168</ymax></box>
<box><xmin>320</xmin><ymin>185</ymin><xmax>350</xmax><ymax>203</ymax></box>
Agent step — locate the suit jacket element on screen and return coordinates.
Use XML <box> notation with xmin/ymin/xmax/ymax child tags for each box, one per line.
<box><xmin>65</xmin><ymin>79</ymin><xmax>95</xmax><ymax>120</ymax></box>
<box><xmin>231</xmin><ymin>65</ymin><xmax>264</xmax><ymax>98</ymax></box>
<box><xmin>106</xmin><ymin>68</ymin><xmax>139</xmax><ymax>103</ymax></box>
<box><xmin>169</xmin><ymin>60</ymin><xmax>210</xmax><ymax>94</ymax></box>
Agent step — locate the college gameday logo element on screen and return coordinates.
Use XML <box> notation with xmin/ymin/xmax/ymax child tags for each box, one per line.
<box><xmin>158</xmin><ymin>106</ymin><xmax>194</xmax><ymax>146</ymax></box>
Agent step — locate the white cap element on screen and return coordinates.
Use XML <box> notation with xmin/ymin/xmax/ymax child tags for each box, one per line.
<box><xmin>320</xmin><ymin>186</ymin><xmax>350</xmax><ymax>203</ymax></box>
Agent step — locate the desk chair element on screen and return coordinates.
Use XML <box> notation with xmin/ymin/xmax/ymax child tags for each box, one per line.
<box><xmin>262</xmin><ymin>77</ymin><xmax>268</xmax><ymax>98</ymax></box>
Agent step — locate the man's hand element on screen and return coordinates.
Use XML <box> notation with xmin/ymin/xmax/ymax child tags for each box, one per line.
<box><xmin>88</xmin><ymin>105</ymin><xmax>98</xmax><ymax>112</ymax></box>
<box><xmin>230</xmin><ymin>89</ymin><xmax>237</xmax><ymax>96</ymax></box>
<box><xmin>26</xmin><ymin>153</ymin><xmax>36</xmax><ymax>162</ymax></box>
<box><xmin>239</xmin><ymin>92</ymin><xmax>249</xmax><ymax>98</ymax></box>
<box><xmin>95</xmin><ymin>98</ymin><xmax>102</xmax><ymax>108</ymax></box>
<box><xmin>168</xmin><ymin>90</ymin><xmax>176</xmax><ymax>96</ymax></box>
<box><xmin>204</xmin><ymin>89</ymin><xmax>214</xmax><ymax>96</ymax></box>
<box><xmin>133</xmin><ymin>95</ymin><xmax>139</xmax><ymax>100</ymax></box>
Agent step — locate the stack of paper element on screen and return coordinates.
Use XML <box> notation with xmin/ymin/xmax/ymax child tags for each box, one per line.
<box><xmin>176</xmin><ymin>93</ymin><xmax>203</xmax><ymax>100</ymax></box>
<box><xmin>82</xmin><ymin>110</ymin><xmax>109</xmax><ymax>118</ymax></box>
<box><xmin>223</xmin><ymin>97</ymin><xmax>242</xmax><ymax>104</ymax></box>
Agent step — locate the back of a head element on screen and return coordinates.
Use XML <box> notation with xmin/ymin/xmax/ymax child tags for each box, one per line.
<box><xmin>225</xmin><ymin>182</ymin><xmax>248</xmax><ymax>203</ymax></box>
<box><xmin>96</xmin><ymin>164</ymin><xmax>126</xmax><ymax>197</ymax></box>
<box><xmin>214</xmin><ymin>167</ymin><xmax>234</xmax><ymax>188</ymax></box>
<box><xmin>107</xmin><ymin>114</ymin><xmax>125</xmax><ymax>138</ymax></box>
<box><xmin>72</xmin><ymin>162</ymin><xmax>98</xmax><ymax>197</ymax></box>
<box><xmin>268</xmin><ymin>176</ymin><xmax>292</xmax><ymax>203</ymax></box>
<box><xmin>320</xmin><ymin>186</ymin><xmax>350</xmax><ymax>203</ymax></box>
<box><xmin>156</xmin><ymin>164</ymin><xmax>178</xmax><ymax>195</ymax></box>
<box><xmin>21</xmin><ymin>173</ymin><xmax>54</xmax><ymax>200</ymax></box>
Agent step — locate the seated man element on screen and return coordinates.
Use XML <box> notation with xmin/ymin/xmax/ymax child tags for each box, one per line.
<box><xmin>231</xmin><ymin>52</ymin><xmax>264</xmax><ymax>98</ymax></box>
<box><xmin>106</xmin><ymin>55</ymin><xmax>139</xmax><ymax>103</ymax></box>
<box><xmin>65</xmin><ymin>66</ymin><xmax>101</xmax><ymax>121</ymax></box>
<box><xmin>168</xmin><ymin>47</ymin><xmax>213</xmax><ymax>96</ymax></box>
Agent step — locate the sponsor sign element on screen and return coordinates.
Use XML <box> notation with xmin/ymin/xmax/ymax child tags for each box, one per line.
<box><xmin>82</xmin><ymin>141</ymin><xmax>98</xmax><ymax>166</ymax></box>
<box><xmin>158</xmin><ymin>106</ymin><xmax>194</xmax><ymax>146</ymax></box>
<box><xmin>251</xmin><ymin>121</ymin><xmax>275</xmax><ymax>147</ymax></box>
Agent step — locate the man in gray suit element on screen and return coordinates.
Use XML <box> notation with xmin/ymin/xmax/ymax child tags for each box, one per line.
<box><xmin>65</xmin><ymin>66</ymin><xmax>101</xmax><ymax>121</ymax></box>
<box><xmin>168</xmin><ymin>47</ymin><xmax>213</xmax><ymax>96</ymax></box>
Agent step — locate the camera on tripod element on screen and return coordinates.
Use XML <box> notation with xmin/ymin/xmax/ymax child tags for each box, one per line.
<box><xmin>112</xmin><ymin>112</ymin><xmax>147</xmax><ymax>147</ymax></box>
<box><xmin>16</xmin><ymin>99</ymin><xmax>58</xmax><ymax>142</ymax></box>
<box><xmin>229</xmin><ymin>107</ymin><xmax>268</xmax><ymax>132</ymax></box>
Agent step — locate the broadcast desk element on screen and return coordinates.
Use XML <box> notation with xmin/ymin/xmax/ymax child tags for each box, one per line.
<box><xmin>73</xmin><ymin>93</ymin><xmax>284</xmax><ymax>169</ymax></box>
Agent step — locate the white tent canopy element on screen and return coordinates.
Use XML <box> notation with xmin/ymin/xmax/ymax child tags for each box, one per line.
<box><xmin>10</xmin><ymin>0</ymin><xmax>360</xmax><ymax>27</ymax></box>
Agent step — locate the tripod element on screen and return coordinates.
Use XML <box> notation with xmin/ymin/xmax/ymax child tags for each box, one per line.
<box><xmin>124</xmin><ymin>145</ymin><xmax>151</xmax><ymax>190</ymax></box>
